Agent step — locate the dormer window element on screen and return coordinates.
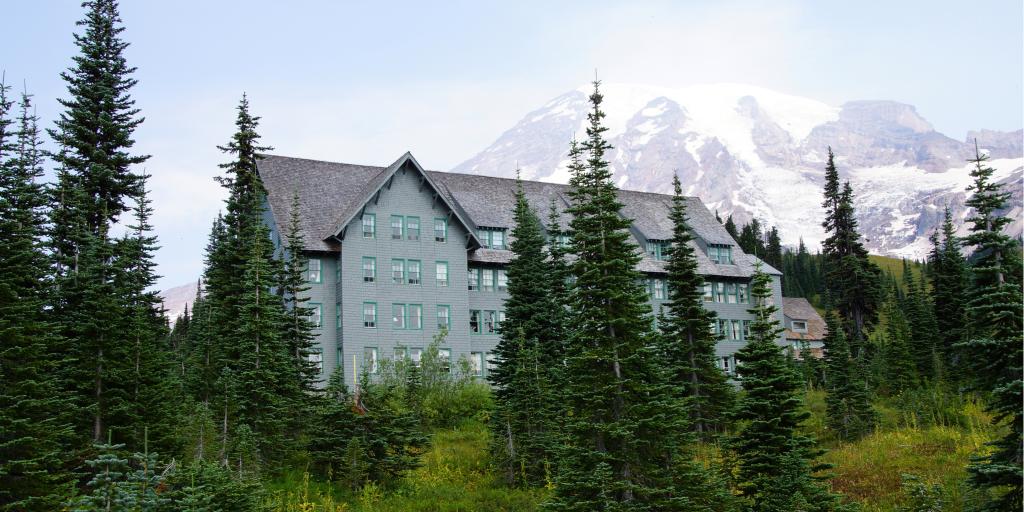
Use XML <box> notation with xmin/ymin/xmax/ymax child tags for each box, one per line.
<box><xmin>478</xmin><ymin>228</ymin><xmax>507</xmax><ymax>250</ymax></box>
<box><xmin>708</xmin><ymin>244</ymin><xmax>733</xmax><ymax>264</ymax></box>
<box><xmin>646</xmin><ymin>240</ymin><xmax>670</xmax><ymax>261</ymax></box>
<box><xmin>791</xmin><ymin>320</ymin><xmax>808</xmax><ymax>333</ymax></box>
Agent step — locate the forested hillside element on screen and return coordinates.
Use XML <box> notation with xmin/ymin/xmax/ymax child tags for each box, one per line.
<box><xmin>0</xmin><ymin>2</ymin><xmax>1020</xmax><ymax>511</ymax></box>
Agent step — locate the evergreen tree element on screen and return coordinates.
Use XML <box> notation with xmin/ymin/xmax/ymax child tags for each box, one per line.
<box><xmin>659</xmin><ymin>174</ymin><xmax>734</xmax><ymax>439</ymax></box>
<box><xmin>48</xmin><ymin>0</ymin><xmax>152</xmax><ymax>445</ymax></box>
<box><xmin>0</xmin><ymin>85</ymin><xmax>77</xmax><ymax>511</ymax></box>
<box><xmin>738</xmin><ymin>219</ymin><xmax>764</xmax><ymax>256</ymax></box>
<box><xmin>820</xmin><ymin>148</ymin><xmax>882</xmax><ymax>355</ymax></box>
<box><xmin>490</xmin><ymin>174</ymin><xmax>562</xmax><ymax>486</ymax></box>
<box><xmin>877</xmin><ymin>289</ymin><xmax>917</xmax><ymax>395</ymax></box>
<box><xmin>546</xmin><ymin>81</ymin><xmax>708</xmax><ymax>511</ymax></box>
<box><xmin>900</xmin><ymin>269</ymin><xmax>939</xmax><ymax>381</ymax></box>
<box><xmin>928</xmin><ymin>207</ymin><xmax>969</xmax><ymax>371</ymax></box>
<box><xmin>731</xmin><ymin>266</ymin><xmax>843</xmax><ymax>511</ymax></box>
<box><xmin>278</xmin><ymin>191</ymin><xmax>319</xmax><ymax>393</ymax></box>
<box><xmin>958</xmin><ymin>145</ymin><xmax>1023</xmax><ymax>511</ymax></box>
<box><xmin>822</xmin><ymin>309</ymin><xmax>877</xmax><ymax>440</ymax></box>
<box><xmin>724</xmin><ymin>215</ymin><xmax>739</xmax><ymax>241</ymax></box>
<box><xmin>764</xmin><ymin>226</ymin><xmax>782</xmax><ymax>271</ymax></box>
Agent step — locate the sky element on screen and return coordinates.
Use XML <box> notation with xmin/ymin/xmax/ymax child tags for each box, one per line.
<box><xmin>3</xmin><ymin>0</ymin><xmax>1022</xmax><ymax>291</ymax></box>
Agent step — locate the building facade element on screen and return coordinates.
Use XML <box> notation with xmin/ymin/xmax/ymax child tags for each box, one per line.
<box><xmin>783</xmin><ymin>297</ymin><xmax>827</xmax><ymax>359</ymax></box>
<box><xmin>258</xmin><ymin>152</ymin><xmax>785</xmax><ymax>388</ymax></box>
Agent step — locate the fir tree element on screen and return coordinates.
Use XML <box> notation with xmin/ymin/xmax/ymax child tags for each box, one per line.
<box><xmin>731</xmin><ymin>265</ymin><xmax>843</xmax><ymax>511</ymax></box>
<box><xmin>47</xmin><ymin>0</ymin><xmax>151</xmax><ymax>445</ymax></box>
<box><xmin>822</xmin><ymin>308</ymin><xmax>877</xmax><ymax>440</ymax></box>
<box><xmin>546</xmin><ymin>81</ymin><xmax>707</xmax><ymax>510</ymax></box>
<box><xmin>764</xmin><ymin>226</ymin><xmax>782</xmax><ymax>271</ymax></box>
<box><xmin>278</xmin><ymin>191</ymin><xmax>319</xmax><ymax>393</ymax></box>
<box><xmin>820</xmin><ymin>148</ymin><xmax>882</xmax><ymax>355</ymax></box>
<box><xmin>877</xmin><ymin>290</ymin><xmax>917</xmax><ymax>395</ymax></box>
<box><xmin>724</xmin><ymin>215</ymin><xmax>739</xmax><ymax>242</ymax></box>
<box><xmin>659</xmin><ymin>174</ymin><xmax>734</xmax><ymax>439</ymax></box>
<box><xmin>0</xmin><ymin>85</ymin><xmax>77</xmax><ymax>511</ymax></box>
<box><xmin>958</xmin><ymin>144</ymin><xmax>1023</xmax><ymax>511</ymax></box>
<box><xmin>738</xmin><ymin>219</ymin><xmax>764</xmax><ymax>256</ymax></box>
<box><xmin>490</xmin><ymin>174</ymin><xmax>561</xmax><ymax>486</ymax></box>
<box><xmin>928</xmin><ymin>207</ymin><xmax>969</xmax><ymax>372</ymax></box>
<box><xmin>900</xmin><ymin>269</ymin><xmax>939</xmax><ymax>381</ymax></box>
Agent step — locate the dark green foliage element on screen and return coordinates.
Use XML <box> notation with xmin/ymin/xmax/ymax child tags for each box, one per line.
<box><xmin>781</xmin><ymin>238</ymin><xmax>825</xmax><ymax>302</ymax></box>
<box><xmin>724</xmin><ymin>215</ymin><xmax>739</xmax><ymax>241</ymax></box>
<box><xmin>737</xmin><ymin>218</ymin><xmax>764</xmax><ymax>256</ymax></box>
<box><xmin>875</xmin><ymin>289</ymin><xmax>918</xmax><ymax>395</ymax></box>
<box><xmin>546</xmin><ymin>81</ymin><xmax>717</xmax><ymax>511</ymax></box>
<box><xmin>731</xmin><ymin>266</ymin><xmax>844</xmax><ymax>511</ymax></box>
<box><xmin>900</xmin><ymin>269</ymin><xmax>940</xmax><ymax>381</ymax></box>
<box><xmin>278</xmin><ymin>192</ymin><xmax>319</xmax><ymax>393</ymax></box>
<box><xmin>489</xmin><ymin>175</ymin><xmax>564</xmax><ymax>486</ymax></box>
<box><xmin>823</xmin><ymin>309</ymin><xmax>877</xmax><ymax>440</ymax></box>
<box><xmin>958</xmin><ymin>145</ymin><xmax>1023</xmax><ymax>511</ymax></box>
<box><xmin>659</xmin><ymin>174</ymin><xmax>734</xmax><ymax>439</ymax></box>
<box><xmin>0</xmin><ymin>84</ymin><xmax>77</xmax><ymax>511</ymax></box>
<box><xmin>820</xmin><ymin>148</ymin><xmax>882</xmax><ymax>353</ymax></box>
<box><xmin>927</xmin><ymin>208</ymin><xmax>969</xmax><ymax>373</ymax></box>
<box><xmin>158</xmin><ymin>460</ymin><xmax>266</xmax><ymax>512</ymax></box>
<box><xmin>68</xmin><ymin>436</ymin><xmax>168</xmax><ymax>511</ymax></box>
<box><xmin>763</xmin><ymin>226</ymin><xmax>783</xmax><ymax>271</ymax></box>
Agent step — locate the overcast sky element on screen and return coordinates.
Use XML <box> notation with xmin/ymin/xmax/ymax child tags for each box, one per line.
<box><xmin>3</xmin><ymin>0</ymin><xmax>1022</xmax><ymax>290</ymax></box>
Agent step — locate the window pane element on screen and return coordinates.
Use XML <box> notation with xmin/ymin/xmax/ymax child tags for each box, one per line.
<box><xmin>409</xmin><ymin>304</ymin><xmax>422</xmax><ymax>329</ymax></box>
<box><xmin>731</xmin><ymin>320</ymin><xmax>742</xmax><ymax>340</ymax></box>
<box><xmin>497</xmin><ymin>270</ymin><xmax>508</xmax><ymax>291</ymax></box>
<box><xmin>468</xmin><ymin>269</ymin><xmax>478</xmax><ymax>290</ymax></box>
<box><xmin>437</xmin><ymin>306</ymin><xmax>450</xmax><ymax>329</ymax></box>
<box><xmin>439</xmin><ymin>348</ymin><xmax>451</xmax><ymax>373</ymax></box>
<box><xmin>392</xmin><ymin>259</ymin><xmax>405</xmax><ymax>284</ymax></box>
<box><xmin>363</xmin><ymin>257</ymin><xmax>376</xmax><ymax>282</ymax></box>
<box><xmin>364</xmin><ymin>347</ymin><xmax>379</xmax><ymax>374</ymax></box>
<box><xmin>392</xmin><ymin>304</ymin><xmax>406</xmax><ymax>329</ymax></box>
<box><xmin>715</xmin><ymin>282</ymin><xmax>726</xmax><ymax>302</ymax></box>
<box><xmin>394</xmin><ymin>347</ymin><xmax>407</xmax><ymax>360</ymax></box>
<box><xmin>434</xmin><ymin>218</ymin><xmax>447</xmax><ymax>242</ymax></box>
<box><xmin>363</xmin><ymin>303</ymin><xmax>376</xmax><ymax>328</ymax></box>
<box><xmin>408</xmin><ymin>260</ymin><xmax>421</xmax><ymax>285</ymax></box>
<box><xmin>654</xmin><ymin>279</ymin><xmax>665</xmax><ymax>299</ymax></box>
<box><xmin>726</xmin><ymin>283</ymin><xmax>737</xmax><ymax>304</ymax></box>
<box><xmin>307</xmin><ymin>259</ymin><xmax>322</xmax><ymax>283</ymax></box>
<box><xmin>362</xmin><ymin>214</ymin><xmax>375</xmax><ymax>238</ymax></box>
<box><xmin>703</xmin><ymin>283</ymin><xmax>714</xmax><ymax>302</ymax></box>
<box><xmin>738</xmin><ymin>283</ymin><xmax>748</xmax><ymax>303</ymax></box>
<box><xmin>482</xmin><ymin>269</ymin><xmax>494</xmax><ymax>291</ymax></box>
<box><xmin>309</xmin><ymin>349</ymin><xmax>323</xmax><ymax>374</ymax></box>
<box><xmin>497</xmin><ymin>311</ymin><xmax>506</xmax><ymax>331</ymax></box>
<box><xmin>470</xmin><ymin>310</ymin><xmax>480</xmax><ymax>334</ymax></box>
<box><xmin>391</xmin><ymin>215</ymin><xmax>403</xmax><ymax>239</ymax></box>
<box><xmin>407</xmin><ymin>217</ymin><xmax>420</xmax><ymax>240</ymax></box>
<box><xmin>436</xmin><ymin>262</ymin><xmax>448</xmax><ymax>287</ymax></box>
<box><xmin>471</xmin><ymin>352</ymin><xmax>483</xmax><ymax>376</ymax></box>
<box><xmin>310</xmin><ymin>304</ymin><xmax>322</xmax><ymax>328</ymax></box>
<box><xmin>492</xmin><ymin>230</ymin><xmax>505</xmax><ymax>249</ymax></box>
<box><xmin>485</xmin><ymin>311</ymin><xmax>495</xmax><ymax>334</ymax></box>
<box><xmin>410</xmin><ymin>348</ymin><xmax>422</xmax><ymax>367</ymax></box>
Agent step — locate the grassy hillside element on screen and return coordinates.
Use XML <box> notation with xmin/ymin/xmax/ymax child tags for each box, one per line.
<box><xmin>266</xmin><ymin>388</ymin><xmax>997</xmax><ymax>511</ymax></box>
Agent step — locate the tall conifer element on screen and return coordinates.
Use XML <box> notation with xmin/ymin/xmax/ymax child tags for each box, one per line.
<box><xmin>659</xmin><ymin>174</ymin><xmax>733</xmax><ymax>439</ymax></box>
<box><xmin>928</xmin><ymin>208</ymin><xmax>969</xmax><ymax>371</ymax></box>
<box><xmin>959</xmin><ymin>145</ymin><xmax>1023</xmax><ymax>511</ymax></box>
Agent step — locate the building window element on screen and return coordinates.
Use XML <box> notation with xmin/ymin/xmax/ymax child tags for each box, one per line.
<box><xmin>437</xmin><ymin>305</ymin><xmax>450</xmax><ymax>330</ymax></box>
<box><xmin>721</xmin><ymin>356</ymin><xmax>732</xmax><ymax>375</ymax></box>
<box><xmin>408</xmin><ymin>260</ymin><xmax>422</xmax><ymax>285</ymax></box>
<box><xmin>363</xmin><ymin>257</ymin><xmax>376</xmax><ymax>283</ymax></box>
<box><xmin>394</xmin><ymin>347</ymin><xmax>407</xmax><ymax>360</ymax></box>
<box><xmin>486</xmin><ymin>353</ymin><xmax>498</xmax><ymax>373</ymax></box>
<box><xmin>470</xmin><ymin>352</ymin><xmax>484</xmax><ymax>377</ymax></box>
<box><xmin>484</xmin><ymin>310</ymin><xmax>496</xmax><ymax>334</ymax></box>
<box><xmin>738</xmin><ymin>283</ymin><xmax>749</xmax><ymax>304</ymax></box>
<box><xmin>406</xmin><ymin>216</ymin><xmax>420</xmax><ymax>241</ymax></box>
<box><xmin>392</xmin><ymin>259</ymin><xmax>405</xmax><ymax>284</ymax></box>
<box><xmin>653</xmin><ymin>279</ymin><xmax>666</xmax><ymax>300</ymax></box>
<box><xmin>438</xmin><ymin>348</ymin><xmax>451</xmax><ymax>373</ymax></box>
<box><xmin>409</xmin><ymin>304</ymin><xmax>423</xmax><ymax>330</ymax></box>
<box><xmin>482</xmin><ymin>269</ymin><xmax>495</xmax><ymax>292</ymax></box>
<box><xmin>743</xmin><ymin>320</ymin><xmax>752</xmax><ymax>338</ymax></box>
<box><xmin>478</xmin><ymin>228</ymin><xmax>507</xmax><ymax>249</ymax></box>
<box><xmin>434</xmin><ymin>218</ymin><xmax>448</xmax><ymax>242</ymax></box>
<box><xmin>336</xmin><ymin>303</ymin><xmax>341</xmax><ymax>328</ymax></box>
<box><xmin>364</xmin><ymin>347</ymin><xmax>379</xmax><ymax>374</ymax></box>
<box><xmin>468</xmin><ymin>268</ymin><xmax>479</xmax><ymax>291</ymax></box>
<box><xmin>497</xmin><ymin>311</ymin><xmax>506</xmax><ymax>332</ymax></box>
<box><xmin>307</xmin><ymin>258</ymin><xmax>322</xmax><ymax>283</ymax></box>
<box><xmin>470</xmin><ymin>309</ymin><xmax>481</xmax><ymax>334</ymax></box>
<box><xmin>362</xmin><ymin>214</ymin><xmax>375</xmax><ymax>238</ymax></box>
<box><xmin>410</xmin><ymin>347</ymin><xmax>423</xmax><ymax>367</ymax></box>
<box><xmin>703</xmin><ymin>283</ymin><xmax>714</xmax><ymax>302</ymax></box>
<box><xmin>791</xmin><ymin>320</ymin><xmax>808</xmax><ymax>333</ymax></box>
<box><xmin>731</xmin><ymin>320</ymin><xmax>742</xmax><ymax>340</ymax></box>
<box><xmin>392</xmin><ymin>303</ymin><xmax>407</xmax><ymax>329</ymax></box>
<box><xmin>646</xmin><ymin>241</ymin><xmax>669</xmax><ymax>261</ymax></box>
<box><xmin>309</xmin><ymin>303</ymin><xmax>322</xmax><ymax>328</ymax></box>
<box><xmin>709</xmin><ymin>244</ymin><xmax>733</xmax><ymax>265</ymax></box>
<box><xmin>497</xmin><ymin>270</ymin><xmax>508</xmax><ymax>291</ymax></box>
<box><xmin>717</xmin><ymin>319</ymin><xmax>728</xmax><ymax>338</ymax></box>
<box><xmin>436</xmin><ymin>261</ymin><xmax>449</xmax><ymax>287</ymax></box>
<box><xmin>726</xmin><ymin>283</ymin><xmax>738</xmax><ymax>304</ymax></box>
<box><xmin>715</xmin><ymin>282</ymin><xmax>726</xmax><ymax>303</ymax></box>
<box><xmin>390</xmin><ymin>215</ymin><xmax>404</xmax><ymax>239</ymax></box>
<box><xmin>309</xmin><ymin>349</ymin><xmax>323</xmax><ymax>374</ymax></box>
<box><xmin>362</xmin><ymin>302</ymin><xmax>377</xmax><ymax>328</ymax></box>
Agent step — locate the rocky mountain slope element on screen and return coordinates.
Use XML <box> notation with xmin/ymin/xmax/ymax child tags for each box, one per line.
<box><xmin>454</xmin><ymin>83</ymin><xmax>1023</xmax><ymax>258</ymax></box>
<box><xmin>159</xmin><ymin>280</ymin><xmax>198</xmax><ymax>327</ymax></box>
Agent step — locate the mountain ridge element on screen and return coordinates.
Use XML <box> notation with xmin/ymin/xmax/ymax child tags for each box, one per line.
<box><xmin>453</xmin><ymin>83</ymin><xmax>1023</xmax><ymax>258</ymax></box>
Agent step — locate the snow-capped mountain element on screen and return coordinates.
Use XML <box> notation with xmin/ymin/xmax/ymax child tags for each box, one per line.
<box><xmin>454</xmin><ymin>83</ymin><xmax>1023</xmax><ymax>258</ymax></box>
<box><xmin>159</xmin><ymin>281</ymin><xmax>198</xmax><ymax>327</ymax></box>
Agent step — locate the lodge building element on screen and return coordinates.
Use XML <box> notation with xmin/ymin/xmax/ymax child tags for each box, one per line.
<box><xmin>257</xmin><ymin>152</ymin><xmax>785</xmax><ymax>388</ymax></box>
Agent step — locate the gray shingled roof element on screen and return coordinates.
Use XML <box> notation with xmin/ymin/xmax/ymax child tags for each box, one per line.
<box><xmin>257</xmin><ymin>153</ymin><xmax>780</xmax><ymax>277</ymax></box>
<box><xmin>783</xmin><ymin>297</ymin><xmax>827</xmax><ymax>341</ymax></box>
